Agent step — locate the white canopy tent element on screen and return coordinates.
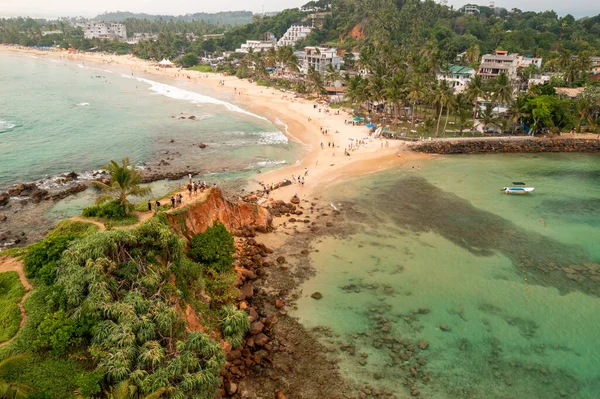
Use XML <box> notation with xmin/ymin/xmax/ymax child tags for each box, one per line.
<box><xmin>157</xmin><ymin>59</ymin><xmax>174</xmax><ymax>67</ymax></box>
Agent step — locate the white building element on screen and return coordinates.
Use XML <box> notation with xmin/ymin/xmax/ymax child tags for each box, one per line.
<box><xmin>84</xmin><ymin>22</ymin><xmax>127</xmax><ymax>41</ymax></box>
<box><xmin>478</xmin><ymin>52</ymin><xmax>519</xmax><ymax>81</ymax></box>
<box><xmin>517</xmin><ymin>56</ymin><xmax>543</xmax><ymax>69</ymax></box>
<box><xmin>277</xmin><ymin>24</ymin><xmax>313</xmax><ymax>47</ymax></box>
<box><xmin>437</xmin><ymin>64</ymin><xmax>475</xmax><ymax>92</ymax></box>
<box><xmin>127</xmin><ymin>33</ymin><xmax>158</xmax><ymax>45</ymax></box>
<box><xmin>527</xmin><ymin>74</ymin><xmax>551</xmax><ymax>86</ymax></box>
<box><xmin>41</xmin><ymin>30</ymin><xmax>63</xmax><ymax>36</ymax></box>
<box><xmin>299</xmin><ymin>47</ymin><xmax>342</xmax><ymax>74</ymax></box>
<box><xmin>464</xmin><ymin>5</ymin><xmax>480</xmax><ymax>14</ymax></box>
<box><xmin>235</xmin><ymin>32</ymin><xmax>277</xmax><ymax>54</ymax></box>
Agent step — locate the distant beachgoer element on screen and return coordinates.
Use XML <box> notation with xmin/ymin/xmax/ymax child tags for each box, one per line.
<box><xmin>187</xmin><ymin>183</ymin><xmax>193</xmax><ymax>197</ymax></box>
<box><xmin>155</xmin><ymin>200</ymin><xmax>161</xmax><ymax>212</ymax></box>
<box><xmin>304</xmin><ymin>168</ymin><xmax>308</xmax><ymax>176</ymax></box>
<box><xmin>171</xmin><ymin>196</ymin><xmax>176</xmax><ymax>208</ymax></box>
<box><xmin>177</xmin><ymin>194</ymin><xmax>183</xmax><ymax>205</ymax></box>
<box><xmin>147</xmin><ymin>200</ymin><xmax>152</xmax><ymax>212</ymax></box>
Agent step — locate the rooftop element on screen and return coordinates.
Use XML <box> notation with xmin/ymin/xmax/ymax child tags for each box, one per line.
<box><xmin>442</xmin><ymin>64</ymin><xmax>475</xmax><ymax>75</ymax></box>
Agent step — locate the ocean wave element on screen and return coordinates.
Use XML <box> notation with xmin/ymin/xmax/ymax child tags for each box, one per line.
<box><xmin>257</xmin><ymin>131</ymin><xmax>289</xmax><ymax>145</ymax></box>
<box><xmin>77</xmin><ymin>102</ymin><xmax>90</xmax><ymax>106</ymax></box>
<box><xmin>0</xmin><ymin>120</ymin><xmax>17</xmax><ymax>133</ymax></box>
<box><xmin>120</xmin><ymin>74</ymin><xmax>268</xmax><ymax>121</ymax></box>
<box><xmin>35</xmin><ymin>169</ymin><xmax>107</xmax><ymax>190</ymax></box>
<box><xmin>72</xmin><ymin>63</ymin><xmax>268</xmax><ymax>121</ymax></box>
<box><xmin>223</xmin><ymin>130</ymin><xmax>288</xmax><ymax>146</ymax></box>
<box><xmin>257</xmin><ymin>160</ymin><xmax>287</xmax><ymax>167</ymax></box>
<box><xmin>274</xmin><ymin>117</ymin><xmax>308</xmax><ymax>149</ymax></box>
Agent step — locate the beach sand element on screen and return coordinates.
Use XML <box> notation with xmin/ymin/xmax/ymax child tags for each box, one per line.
<box><xmin>0</xmin><ymin>45</ymin><xmax>431</xmax><ymax>202</ymax></box>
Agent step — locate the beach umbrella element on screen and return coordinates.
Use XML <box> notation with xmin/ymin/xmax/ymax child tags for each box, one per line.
<box><xmin>365</xmin><ymin>123</ymin><xmax>376</xmax><ymax>129</ymax></box>
<box><xmin>353</xmin><ymin>117</ymin><xmax>362</xmax><ymax>121</ymax></box>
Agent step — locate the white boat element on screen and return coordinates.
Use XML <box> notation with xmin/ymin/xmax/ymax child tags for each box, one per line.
<box><xmin>503</xmin><ymin>187</ymin><xmax>534</xmax><ymax>195</ymax></box>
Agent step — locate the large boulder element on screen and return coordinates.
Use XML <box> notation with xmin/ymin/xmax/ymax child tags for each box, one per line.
<box><xmin>249</xmin><ymin>321</ymin><xmax>264</xmax><ymax>335</ymax></box>
<box><xmin>0</xmin><ymin>192</ymin><xmax>9</xmax><ymax>206</ymax></box>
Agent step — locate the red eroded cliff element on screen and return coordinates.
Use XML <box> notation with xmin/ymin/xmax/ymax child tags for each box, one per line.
<box><xmin>166</xmin><ymin>189</ymin><xmax>272</xmax><ymax>239</ymax></box>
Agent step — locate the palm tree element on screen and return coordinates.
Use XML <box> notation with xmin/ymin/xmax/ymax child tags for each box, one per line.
<box><xmin>265</xmin><ymin>47</ymin><xmax>277</xmax><ymax>69</ymax></box>
<box><xmin>575</xmin><ymin>94</ymin><xmax>594</xmax><ymax>133</ymax></box>
<box><xmin>306</xmin><ymin>66</ymin><xmax>325</xmax><ymax>99</ymax></box>
<box><xmin>506</xmin><ymin>100</ymin><xmax>525</xmax><ymax>134</ymax></box>
<box><xmin>465</xmin><ymin>75</ymin><xmax>487</xmax><ymax>122</ymax></box>
<box><xmin>346</xmin><ymin>75</ymin><xmax>368</xmax><ymax>112</ymax></box>
<box><xmin>432</xmin><ymin>80</ymin><xmax>454</xmax><ymax>136</ymax></box>
<box><xmin>324</xmin><ymin>64</ymin><xmax>342</xmax><ymax>102</ymax></box>
<box><xmin>480</xmin><ymin>103</ymin><xmax>498</xmax><ymax>134</ymax></box>
<box><xmin>91</xmin><ymin>158</ymin><xmax>151</xmax><ymax>210</ymax></box>
<box><xmin>0</xmin><ymin>355</ymin><xmax>34</xmax><ymax>399</ymax></box>
<box><xmin>384</xmin><ymin>71</ymin><xmax>407</xmax><ymax>120</ymax></box>
<box><xmin>491</xmin><ymin>72</ymin><xmax>513</xmax><ymax>108</ymax></box>
<box><xmin>406</xmin><ymin>75</ymin><xmax>425</xmax><ymax>129</ymax></box>
<box><xmin>465</xmin><ymin>44</ymin><xmax>480</xmax><ymax>67</ymax></box>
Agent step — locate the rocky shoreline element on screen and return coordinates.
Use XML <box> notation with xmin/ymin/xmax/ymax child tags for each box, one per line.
<box><xmin>412</xmin><ymin>137</ymin><xmax>600</xmax><ymax>154</ymax></box>
<box><xmin>217</xmin><ymin>191</ymin><xmax>440</xmax><ymax>399</ymax></box>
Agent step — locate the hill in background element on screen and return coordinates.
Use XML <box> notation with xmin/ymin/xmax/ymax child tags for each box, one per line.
<box><xmin>94</xmin><ymin>10</ymin><xmax>254</xmax><ymax>25</ymax></box>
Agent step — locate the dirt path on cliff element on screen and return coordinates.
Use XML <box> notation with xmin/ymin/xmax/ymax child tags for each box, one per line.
<box><xmin>0</xmin><ymin>256</ymin><xmax>32</xmax><ymax>348</ymax></box>
<box><xmin>69</xmin><ymin>206</ymin><xmax>180</xmax><ymax>232</ymax></box>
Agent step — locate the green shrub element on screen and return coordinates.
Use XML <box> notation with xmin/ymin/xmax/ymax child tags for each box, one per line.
<box><xmin>75</xmin><ymin>369</ymin><xmax>104</xmax><ymax>398</ymax></box>
<box><xmin>45</xmin><ymin>220</ymin><xmax>98</xmax><ymax>240</ymax></box>
<box><xmin>24</xmin><ymin>235</ymin><xmax>73</xmax><ymax>284</ymax></box>
<box><xmin>189</xmin><ymin>221</ymin><xmax>235</xmax><ymax>273</ymax></box>
<box><xmin>34</xmin><ymin>310</ymin><xmax>93</xmax><ymax>357</ymax></box>
<box><xmin>236</xmin><ymin>65</ymin><xmax>251</xmax><ymax>79</ymax></box>
<box><xmin>219</xmin><ymin>305</ymin><xmax>249</xmax><ymax>348</ymax></box>
<box><xmin>204</xmin><ymin>269</ymin><xmax>238</xmax><ymax>309</ymax></box>
<box><xmin>0</xmin><ymin>272</ymin><xmax>25</xmax><ymax>342</ymax></box>
<box><xmin>82</xmin><ymin>200</ymin><xmax>129</xmax><ymax>220</ymax></box>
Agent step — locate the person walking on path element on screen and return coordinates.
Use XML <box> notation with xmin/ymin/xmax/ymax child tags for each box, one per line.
<box><xmin>147</xmin><ymin>200</ymin><xmax>152</xmax><ymax>212</ymax></box>
<box><xmin>170</xmin><ymin>196</ymin><xmax>176</xmax><ymax>209</ymax></box>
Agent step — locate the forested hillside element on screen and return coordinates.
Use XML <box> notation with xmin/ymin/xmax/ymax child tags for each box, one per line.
<box><xmin>94</xmin><ymin>11</ymin><xmax>254</xmax><ymax>26</ymax></box>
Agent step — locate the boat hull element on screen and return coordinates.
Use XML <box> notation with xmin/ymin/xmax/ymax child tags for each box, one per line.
<box><xmin>503</xmin><ymin>187</ymin><xmax>534</xmax><ymax>195</ymax></box>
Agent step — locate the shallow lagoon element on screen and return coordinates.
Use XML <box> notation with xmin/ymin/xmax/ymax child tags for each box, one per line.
<box><xmin>295</xmin><ymin>154</ymin><xmax>600</xmax><ymax>398</ymax></box>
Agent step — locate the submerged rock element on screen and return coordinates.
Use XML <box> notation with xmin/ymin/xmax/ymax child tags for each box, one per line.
<box><xmin>311</xmin><ymin>292</ymin><xmax>323</xmax><ymax>300</ymax></box>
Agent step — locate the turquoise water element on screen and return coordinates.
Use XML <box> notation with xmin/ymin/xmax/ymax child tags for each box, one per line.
<box><xmin>0</xmin><ymin>52</ymin><xmax>300</xmax><ymax>187</ymax></box>
<box><xmin>295</xmin><ymin>154</ymin><xmax>600</xmax><ymax>398</ymax></box>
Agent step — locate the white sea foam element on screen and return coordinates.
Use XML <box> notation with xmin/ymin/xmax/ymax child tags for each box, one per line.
<box><xmin>220</xmin><ymin>130</ymin><xmax>288</xmax><ymax>146</ymax></box>
<box><xmin>77</xmin><ymin>102</ymin><xmax>90</xmax><ymax>106</ymax></box>
<box><xmin>120</xmin><ymin>74</ymin><xmax>268</xmax><ymax>121</ymax></box>
<box><xmin>0</xmin><ymin>120</ymin><xmax>17</xmax><ymax>132</ymax></box>
<box><xmin>274</xmin><ymin>117</ymin><xmax>308</xmax><ymax>148</ymax></box>
<box><xmin>257</xmin><ymin>131</ymin><xmax>289</xmax><ymax>145</ymax></box>
<box><xmin>74</xmin><ymin>63</ymin><xmax>269</xmax><ymax>121</ymax></box>
<box><xmin>257</xmin><ymin>160</ymin><xmax>287</xmax><ymax>167</ymax></box>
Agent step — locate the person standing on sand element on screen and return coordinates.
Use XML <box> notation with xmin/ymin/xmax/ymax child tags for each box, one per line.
<box><xmin>193</xmin><ymin>182</ymin><xmax>198</xmax><ymax>195</ymax></box>
<box><xmin>147</xmin><ymin>200</ymin><xmax>152</xmax><ymax>212</ymax></box>
<box><xmin>304</xmin><ymin>168</ymin><xmax>308</xmax><ymax>176</ymax></box>
<box><xmin>187</xmin><ymin>183</ymin><xmax>192</xmax><ymax>198</ymax></box>
<box><xmin>171</xmin><ymin>196</ymin><xmax>176</xmax><ymax>208</ymax></box>
<box><xmin>155</xmin><ymin>200</ymin><xmax>161</xmax><ymax>213</ymax></box>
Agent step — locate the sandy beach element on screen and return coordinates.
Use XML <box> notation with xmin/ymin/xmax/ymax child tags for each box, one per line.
<box><xmin>0</xmin><ymin>45</ymin><xmax>431</xmax><ymax>202</ymax></box>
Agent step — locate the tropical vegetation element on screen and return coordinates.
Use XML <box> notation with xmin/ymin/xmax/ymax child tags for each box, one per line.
<box><xmin>0</xmin><ymin>181</ymin><xmax>249</xmax><ymax>398</ymax></box>
<box><xmin>0</xmin><ymin>273</ymin><xmax>25</xmax><ymax>343</ymax></box>
<box><xmin>90</xmin><ymin>158</ymin><xmax>151</xmax><ymax>213</ymax></box>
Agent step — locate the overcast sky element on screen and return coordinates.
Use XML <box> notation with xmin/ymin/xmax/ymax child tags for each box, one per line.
<box><xmin>0</xmin><ymin>0</ymin><xmax>596</xmax><ymax>19</ymax></box>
